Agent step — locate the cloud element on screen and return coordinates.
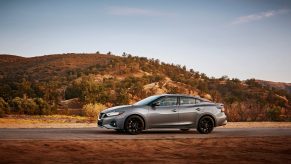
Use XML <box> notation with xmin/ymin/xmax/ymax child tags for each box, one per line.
<box><xmin>107</xmin><ymin>6</ymin><xmax>172</xmax><ymax>17</ymax></box>
<box><xmin>231</xmin><ymin>9</ymin><xmax>289</xmax><ymax>25</ymax></box>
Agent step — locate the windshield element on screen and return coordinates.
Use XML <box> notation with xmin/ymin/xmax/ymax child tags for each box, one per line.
<box><xmin>133</xmin><ymin>95</ymin><xmax>161</xmax><ymax>106</ymax></box>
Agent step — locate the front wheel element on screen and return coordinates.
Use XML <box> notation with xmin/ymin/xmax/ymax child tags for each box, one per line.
<box><xmin>125</xmin><ymin>115</ymin><xmax>144</xmax><ymax>135</ymax></box>
<box><xmin>197</xmin><ymin>116</ymin><xmax>214</xmax><ymax>134</ymax></box>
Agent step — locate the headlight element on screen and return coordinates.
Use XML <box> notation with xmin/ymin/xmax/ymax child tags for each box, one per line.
<box><xmin>106</xmin><ymin>111</ymin><xmax>124</xmax><ymax>117</ymax></box>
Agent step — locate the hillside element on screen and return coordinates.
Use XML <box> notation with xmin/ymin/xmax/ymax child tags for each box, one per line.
<box><xmin>0</xmin><ymin>54</ymin><xmax>25</xmax><ymax>64</ymax></box>
<box><xmin>256</xmin><ymin>80</ymin><xmax>291</xmax><ymax>94</ymax></box>
<box><xmin>0</xmin><ymin>53</ymin><xmax>290</xmax><ymax>121</ymax></box>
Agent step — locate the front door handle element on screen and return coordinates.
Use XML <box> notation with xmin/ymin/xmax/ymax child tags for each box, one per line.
<box><xmin>172</xmin><ymin>109</ymin><xmax>177</xmax><ymax>112</ymax></box>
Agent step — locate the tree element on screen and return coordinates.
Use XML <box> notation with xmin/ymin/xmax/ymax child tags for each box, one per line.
<box><xmin>20</xmin><ymin>78</ymin><xmax>32</xmax><ymax>98</ymax></box>
<box><xmin>182</xmin><ymin>65</ymin><xmax>186</xmax><ymax>71</ymax></box>
<box><xmin>122</xmin><ymin>52</ymin><xmax>127</xmax><ymax>57</ymax></box>
<box><xmin>189</xmin><ymin>69</ymin><xmax>194</xmax><ymax>74</ymax></box>
<box><xmin>65</xmin><ymin>83</ymin><xmax>82</xmax><ymax>100</ymax></box>
<box><xmin>115</xmin><ymin>88</ymin><xmax>129</xmax><ymax>105</ymax></box>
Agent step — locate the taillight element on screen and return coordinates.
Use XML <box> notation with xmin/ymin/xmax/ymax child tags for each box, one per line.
<box><xmin>216</xmin><ymin>103</ymin><xmax>225</xmax><ymax>112</ymax></box>
<box><xmin>221</xmin><ymin>107</ymin><xmax>225</xmax><ymax>112</ymax></box>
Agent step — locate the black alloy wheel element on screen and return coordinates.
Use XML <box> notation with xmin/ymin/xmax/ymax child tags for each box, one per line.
<box><xmin>125</xmin><ymin>115</ymin><xmax>144</xmax><ymax>135</ymax></box>
<box><xmin>197</xmin><ymin>116</ymin><xmax>214</xmax><ymax>134</ymax></box>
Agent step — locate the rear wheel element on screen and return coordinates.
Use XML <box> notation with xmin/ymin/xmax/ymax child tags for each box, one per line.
<box><xmin>125</xmin><ymin>115</ymin><xmax>144</xmax><ymax>135</ymax></box>
<box><xmin>180</xmin><ymin>129</ymin><xmax>190</xmax><ymax>131</ymax></box>
<box><xmin>197</xmin><ymin>116</ymin><xmax>214</xmax><ymax>134</ymax></box>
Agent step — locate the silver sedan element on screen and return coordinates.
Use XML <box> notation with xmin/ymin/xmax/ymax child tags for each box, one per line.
<box><xmin>98</xmin><ymin>94</ymin><xmax>227</xmax><ymax>134</ymax></box>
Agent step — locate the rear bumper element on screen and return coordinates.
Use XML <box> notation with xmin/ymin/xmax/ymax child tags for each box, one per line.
<box><xmin>216</xmin><ymin>112</ymin><xmax>227</xmax><ymax>126</ymax></box>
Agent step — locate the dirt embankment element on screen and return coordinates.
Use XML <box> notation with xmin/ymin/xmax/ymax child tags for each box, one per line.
<box><xmin>1</xmin><ymin>137</ymin><xmax>290</xmax><ymax>163</ymax></box>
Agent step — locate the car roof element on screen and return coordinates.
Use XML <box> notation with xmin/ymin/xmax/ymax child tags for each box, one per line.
<box><xmin>158</xmin><ymin>94</ymin><xmax>200</xmax><ymax>98</ymax></box>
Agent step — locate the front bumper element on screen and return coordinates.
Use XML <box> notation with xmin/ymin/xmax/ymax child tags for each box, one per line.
<box><xmin>97</xmin><ymin>113</ymin><xmax>125</xmax><ymax>129</ymax></box>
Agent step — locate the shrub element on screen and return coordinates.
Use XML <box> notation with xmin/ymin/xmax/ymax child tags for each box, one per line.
<box><xmin>21</xmin><ymin>98</ymin><xmax>37</xmax><ymax>115</ymax></box>
<box><xmin>267</xmin><ymin>107</ymin><xmax>281</xmax><ymax>121</ymax></box>
<box><xmin>10</xmin><ymin>97</ymin><xmax>37</xmax><ymax>115</ymax></box>
<box><xmin>34</xmin><ymin>98</ymin><xmax>51</xmax><ymax>115</ymax></box>
<box><xmin>0</xmin><ymin>97</ymin><xmax>10</xmax><ymax>114</ymax></box>
<box><xmin>83</xmin><ymin>103</ymin><xmax>106</xmax><ymax>119</ymax></box>
<box><xmin>10</xmin><ymin>97</ymin><xmax>23</xmax><ymax>114</ymax></box>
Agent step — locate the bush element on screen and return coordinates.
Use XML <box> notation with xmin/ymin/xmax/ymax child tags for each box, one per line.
<box><xmin>0</xmin><ymin>97</ymin><xmax>10</xmax><ymax>114</ymax></box>
<box><xmin>21</xmin><ymin>98</ymin><xmax>37</xmax><ymax>115</ymax></box>
<box><xmin>267</xmin><ymin>107</ymin><xmax>281</xmax><ymax>121</ymax></box>
<box><xmin>83</xmin><ymin>103</ymin><xmax>106</xmax><ymax>119</ymax></box>
<box><xmin>10</xmin><ymin>97</ymin><xmax>23</xmax><ymax>113</ymax></box>
<box><xmin>10</xmin><ymin>97</ymin><xmax>37</xmax><ymax>115</ymax></box>
<box><xmin>34</xmin><ymin>98</ymin><xmax>51</xmax><ymax>115</ymax></box>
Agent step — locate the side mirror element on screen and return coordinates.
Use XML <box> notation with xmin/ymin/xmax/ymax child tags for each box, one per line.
<box><xmin>151</xmin><ymin>101</ymin><xmax>160</xmax><ymax>107</ymax></box>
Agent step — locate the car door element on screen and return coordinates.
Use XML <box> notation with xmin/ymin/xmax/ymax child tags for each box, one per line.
<box><xmin>148</xmin><ymin>96</ymin><xmax>179</xmax><ymax>128</ymax></box>
<box><xmin>178</xmin><ymin>97</ymin><xmax>201</xmax><ymax>126</ymax></box>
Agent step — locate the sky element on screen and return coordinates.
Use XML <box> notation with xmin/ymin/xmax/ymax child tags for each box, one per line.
<box><xmin>0</xmin><ymin>0</ymin><xmax>291</xmax><ymax>82</ymax></box>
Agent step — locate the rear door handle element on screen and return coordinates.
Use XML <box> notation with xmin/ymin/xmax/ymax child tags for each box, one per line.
<box><xmin>172</xmin><ymin>109</ymin><xmax>177</xmax><ymax>112</ymax></box>
<box><xmin>196</xmin><ymin>108</ymin><xmax>200</xmax><ymax>111</ymax></box>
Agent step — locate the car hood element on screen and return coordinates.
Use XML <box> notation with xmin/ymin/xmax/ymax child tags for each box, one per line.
<box><xmin>101</xmin><ymin>105</ymin><xmax>134</xmax><ymax>113</ymax></box>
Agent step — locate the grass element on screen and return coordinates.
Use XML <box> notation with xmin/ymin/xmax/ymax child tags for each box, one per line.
<box><xmin>0</xmin><ymin>115</ymin><xmax>89</xmax><ymax>123</ymax></box>
<box><xmin>0</xmin><ymin>115</ymin><xmax>97</xmax><ymax>128</ymax></box>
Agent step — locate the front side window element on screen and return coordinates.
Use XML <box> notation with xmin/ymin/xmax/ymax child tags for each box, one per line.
<box><xmin>156</xmin><ymin>97</ymin><xmax>178</xmax><ymax>106</ymax></box>
<box><xmin>134</xmin><ymin>95</ymin><xmax>161</xmax><ymax>106</ymax></box>
<box><xmin>180</xmin><ymin>97</ymin><xmax>197</xmax><ymax>105</ymax></box>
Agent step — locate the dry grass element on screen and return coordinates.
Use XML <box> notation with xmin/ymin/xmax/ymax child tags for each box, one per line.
<box><xmin>0</xmin><ymin>115</ymin><xmax>95</xmax><ymax>128</ymax></box>
<box><xmin>220</xmin><ymin>121</ymin><xmax>291</xmax><ymax>128</ymax></box>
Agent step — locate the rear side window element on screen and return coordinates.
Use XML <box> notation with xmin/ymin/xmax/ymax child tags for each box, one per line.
<box><xmin>180</xmin><ymin>97</ymin><xmax>199</xmax><ymax>105</ymax></box>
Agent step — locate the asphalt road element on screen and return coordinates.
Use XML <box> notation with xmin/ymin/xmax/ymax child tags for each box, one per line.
<box><xmin>0</xmin><ymin>127</ymin><xmax>291</xmax><ymax>140</ymax></box>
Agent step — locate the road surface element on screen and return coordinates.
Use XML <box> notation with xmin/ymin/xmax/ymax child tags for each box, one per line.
<box><xmin>0</xmin><ymin>127</ymin><xmax>291</xmax><ymax>140</ymax></box>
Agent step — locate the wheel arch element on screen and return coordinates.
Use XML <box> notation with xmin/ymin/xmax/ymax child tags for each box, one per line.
<box><xmin>197</xmin><ymin>114</ymin><xmax>217</xmax><ymax>127</ymax></box>
<box><xmin>124</xmin><ymin>114</ymin><xmax>147</xmax><ymax>130</ymax></box>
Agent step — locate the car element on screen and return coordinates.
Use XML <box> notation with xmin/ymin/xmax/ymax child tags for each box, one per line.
<box><xmin>97</xmin><ymin>94</ymin><xmax>227</xmax><ymax>135</ymax></box>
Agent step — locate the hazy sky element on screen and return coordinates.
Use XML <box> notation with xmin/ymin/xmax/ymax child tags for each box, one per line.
<box><xmin>1</xmin><ymin>0</ymin><xmax>291</xmax><ymax>82</ymax></box>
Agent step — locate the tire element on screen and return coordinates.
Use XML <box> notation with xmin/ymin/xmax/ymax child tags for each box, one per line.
<box><xmin>180</xmin><ymin>129</ymin><xmax>190</xmax><ymax>131</ymax></box>
<box><xmin>125</xmin><ymin>115</ymin><xmax>144</xmax><ymax>135</ymax></box>
<box><xmin>197</xmin><ymin>116</ymin><xmax>214</xmax><ymax>134</ymax></box>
